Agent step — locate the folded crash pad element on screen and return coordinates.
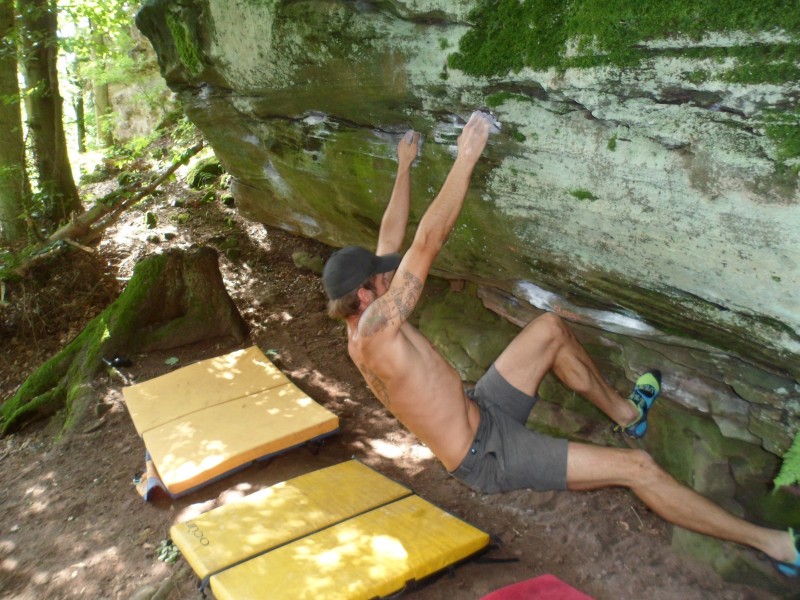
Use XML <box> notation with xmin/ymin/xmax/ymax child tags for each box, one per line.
<box><xmin>171</xmin><ymin>460</ymin><xmax>412</xmax><ymax>580</ymax></box>
<box><xmin>122</xmin><ymin>346</ymin><xmax>339</xmax><ymax>497</ymax></box>
<box><xmin>170</xmin><ymin>460</ymin><xmax>491</xmax><ymax>600</ymax></box>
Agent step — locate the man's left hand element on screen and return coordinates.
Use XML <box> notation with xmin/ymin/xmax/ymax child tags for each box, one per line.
<box><xmin>397</xmin><ymin>130</ymin><xmax>420</xmax><ymax>170</ymax></box>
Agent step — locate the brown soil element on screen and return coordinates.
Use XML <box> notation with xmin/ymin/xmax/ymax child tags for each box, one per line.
<box><xmin>0</xmin><ymin>158</ymin><xmax>791</xmax><ymax>599</ymax></box>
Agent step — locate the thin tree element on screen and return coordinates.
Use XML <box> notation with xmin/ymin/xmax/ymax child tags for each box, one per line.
<box><xmin>0</xmin><ymin>0</ymin><xmax>30</xmax><ymax>243</ymax></box>
<box><xmin>18</xmin><ymin>0</ymin><xmax>81</xmax><ymax>226</ymax></box>
<box><xmin>89</xmin><ymin>29</ymin><xmax>114</xmax><ymax>148</ymax></box>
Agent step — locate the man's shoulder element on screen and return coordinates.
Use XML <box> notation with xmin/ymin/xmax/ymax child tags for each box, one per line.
<box><xmin>349</xmin><ymin>317</ymin><xmax>410</xmax><ymax>362</ymax></box>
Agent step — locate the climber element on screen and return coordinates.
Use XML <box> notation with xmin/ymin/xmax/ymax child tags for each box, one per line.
<box><xmin>321</xmin><ymin>110</ymin><xmax>799</xmax><ymax>576</ymax></box>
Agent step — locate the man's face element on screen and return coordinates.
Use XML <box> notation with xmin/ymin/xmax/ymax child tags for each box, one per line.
<box><xmin>372</xmin><ymin>272</ymin><xmax>391</xmax><ymax>297</ymax></box>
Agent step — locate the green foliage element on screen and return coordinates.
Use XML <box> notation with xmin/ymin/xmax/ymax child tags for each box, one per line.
<box><xmin>156</xmin><ymin>538</ymin><xmax>180</xmax><ymax>563</ymax></box>
<box><xmin>607</xmin><ymin>135</ymin><xmax>618</xmax><ymax>151</ymax></box>
<box><xmin>100</xmin><ymin>112</ymin><xmax>197</xmax><ymax>174</ymax></box>
<box><xmin>58</xmin><ymin>0</ymin><xmax>138</xmax><ymax>67</ymax></box>
<box><xmin>123</xmin><ymin>132</ymin><xmax>160</xmax><ymax>159</ymax></box>
<box><xmin>57</xmin><ymin>0</ymin><xmax>160</xmax><ymax>149</ymax></box>
<box><xmin>171</xmin><ymin>116</ymin><xmax>199</xmax><ymax>156</ymax></box>
<box><xmin>0</xmin><ymin>92</ymin><xmax>21</xmax><ymax>106</ymax></box>
<box><xmin>0</xmin><ymin>247</ymin><xmax>24</xmax><ymax>281</ymax></box>
<box><xmin>774</xmin><ymin>431</ymin><xmax>800</xmax><ymax>490</ymax></box>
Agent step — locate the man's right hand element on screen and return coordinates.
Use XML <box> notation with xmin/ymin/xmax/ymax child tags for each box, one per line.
<box><xmin>456</xmin><ymin>111</ymin><xmax>492</xmax><ymax>163</ymax></box>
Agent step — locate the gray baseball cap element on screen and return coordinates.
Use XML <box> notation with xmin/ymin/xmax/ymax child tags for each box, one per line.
<box><xmin>322</xmin><ymin>246</ymin><xmax>401</xmax><ymax>300</ymax></box>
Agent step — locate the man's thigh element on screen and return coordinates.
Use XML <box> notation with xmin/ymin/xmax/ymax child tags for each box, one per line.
<box><xmin>493</xmin><ymin>313</ymin><xmax>562</xmax><ymax>397</ymax></box>
<box><xmin>475</xmin><ymin>363</ymin><xmax>540</xmax><ymax>424</ymax></box>
<box><xmin>566</xmin><ymin>442</ymin><xmax>646</xmax><ymax>491</ymax></box>
<box><xmin>495</xmin><ymin>414</ymin><xmax>569</xmax><ymax>492</ymax></box>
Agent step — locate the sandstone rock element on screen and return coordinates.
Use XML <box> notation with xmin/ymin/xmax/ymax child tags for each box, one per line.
<box><xmin>135</xmin><ymin>0</ymin><xmax>800</xmax><ymax>561</ymax></box>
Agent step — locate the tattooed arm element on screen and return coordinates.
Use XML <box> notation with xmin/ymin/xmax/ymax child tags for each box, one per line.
<box><xmin>357</xmin><ymin>113</ymin><xmax>490</xmax><ymax>339</ymax></box>
<box><xmin>359</xmin><ymin>270</ymin><xmax>423</xmax><ymax>336</ymax></box>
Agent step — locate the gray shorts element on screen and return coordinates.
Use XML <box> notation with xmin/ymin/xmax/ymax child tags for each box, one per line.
<box><xmin>449</xmin><ymin>364</ymin><xmax>568</xmax><ymax>493</ymax></box>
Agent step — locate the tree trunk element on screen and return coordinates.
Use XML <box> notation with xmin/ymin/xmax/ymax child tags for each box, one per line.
<box><xmin>70</xmin><ymin>58</ymin><xmax>87</xmax><ymax>154</ymax></box>
<box><xmin>18</xmin><ymin>0</ymin><xmax>81</xmax><ymax>225</ymax></box>
<box><xmin>0</xmin><ymin>0</ymin><xmax>29</xmax><ymax>244</ymax></box>
<box><xmin>74</xmin><ymin>92</ymin><xmax>86</xmax><ymax>154</ymax></box>
<box><xmin>93</xmin><ymin>80</ymin><xmax>114</xmax><ymax>148</ymax></box>
<box><xmin>90</xmin><ymin>29</ymin><xmax>114</xmax><ymax>148</ymax></box>
<box><xmin>0</xmin><ymin>246</ymin><xmax>249</xmax><ymax>438</ymax></box>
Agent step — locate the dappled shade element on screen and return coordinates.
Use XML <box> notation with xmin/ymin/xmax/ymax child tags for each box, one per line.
<box><xmin>211</xmin><ymin>494</ymin><xmax>489</xmax><ymax>599</ymax></box>
<box><xmin>123</xmin><ymin>346</ymin><xmax>339</xmax><ymax>496</ymax></box>
<box><xmin>171</xmin><ymin>460</ymin><xmax>411</xmax><ymax>579</ymax></box>
<box><xmin>169</xmin><ymin>460</ymin><xmax>490</xmax><ymax>599</ymax></box>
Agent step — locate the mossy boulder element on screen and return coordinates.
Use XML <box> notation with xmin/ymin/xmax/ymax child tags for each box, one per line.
<box><xmin>135</xmin><ymin>0</ymin><xmax>800</xmax><ymax>581</ymax></box>
<box><xmin>186</xmin><ymin>152</ymin><xmax>225</xmax><ymax>189</ymax></box>
<box><xmin>135</xmin><ymin>0</ymin><xmax>800</xmax><ymax>377</ymax></box>
<box><xmin>417</xmin><ymin>282</ymin><xmax>519</xmax><ymax>382</ymax></box>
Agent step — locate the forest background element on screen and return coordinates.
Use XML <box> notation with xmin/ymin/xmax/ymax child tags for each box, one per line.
<box><xmin>0</xmin><ymin>0</ymin><xmax>171</xmax><ymax>245</ymax></box>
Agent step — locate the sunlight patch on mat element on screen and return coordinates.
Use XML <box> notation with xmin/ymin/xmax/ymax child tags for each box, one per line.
<box><xmin>122</xmin><ymin>346</ymin><xmax>339</xmax><ymax>498</ymax></box>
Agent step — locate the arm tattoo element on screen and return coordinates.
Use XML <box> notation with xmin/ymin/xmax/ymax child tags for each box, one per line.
<box><xmin>393</xmin><ymin>271</ymin><xmax>422</xmax><ymax>320</ymax></box>
<box><xmin>358</xmin><ymin>362</ymin><xmax>390</xmax><ymax>408</ymax></box>
<box><xmin>361</xmin><ymin>271</ymin><xmax>423</xmax><ymax>337</ymax></box>
<box><xmin>360</xmin><ymin>301</ymin><xmax>392</xmax><ymax>337</ymax></box>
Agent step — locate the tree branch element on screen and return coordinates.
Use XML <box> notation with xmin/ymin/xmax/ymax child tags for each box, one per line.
<box><xmin>50</xmin><ymin>140</ymin><xmax>204</xmax><ymax>245</ymax></box>
<box><xmin>12</xmin><ymin>140</ymin><xmax>204</xmax><ymax>276</ymax></box>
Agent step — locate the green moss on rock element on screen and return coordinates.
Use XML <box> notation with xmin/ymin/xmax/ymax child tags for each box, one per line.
<box><xmin>418</xmin><ymin>283</ymin><xmax>519</xmax><ymax>382</ymax></box>
<box><xmin>450</xmin><ymin>0</ymin><xmax>800</xmax><ymax>78</ymax></box>
<box><xmin>166</xmin><ymin>14</ymin><xmax>203</xmax><ymax>77</ymax></box>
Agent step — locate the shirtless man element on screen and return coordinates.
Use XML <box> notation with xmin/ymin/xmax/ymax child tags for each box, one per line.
<box><xmin>322</xmin><ymin>111</ymin><xmax>799</xmax><ymax>575</ymax></box>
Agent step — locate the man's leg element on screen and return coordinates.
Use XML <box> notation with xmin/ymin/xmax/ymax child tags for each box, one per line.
<box><xmin>567</xmin><ymin>442</ymin><xmax>797</xmax><ymax>564</ymax></box>
<box><xmin>493</xmin><ymin>313</ymin><xmax>638</xmax><ymax>427</ymax></box>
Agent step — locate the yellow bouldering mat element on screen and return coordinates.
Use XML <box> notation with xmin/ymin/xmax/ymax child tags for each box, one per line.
<box><xmin>170</xmin><ymin>461</ymin><xmax>491</xmax><ymax>600</ymax></box>
<box><xmin>124</xmin><ymin>346</ymin><xmax>291</xmax><ymax>435</ymax></box>
<box><xmin>170</xmin><ymin>460</ymin><xmax>412</xmax><ymax>580</ymax></box>
<box><xmin>211</xmin><ymin>495</ymin><xmax>490</xmax><ymax>600</ymax></box>
<box><xmin>122</xmin><ymin>346</ymin><xmax>339</xmax><ymax>498</ymax></box>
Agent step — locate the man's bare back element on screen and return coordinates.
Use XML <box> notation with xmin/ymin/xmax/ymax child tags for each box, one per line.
<box><xmin>321</xmin><ymin>112</ymin><xmax>494</xmax><ymax>471</ymax></box>
<box><xmin>348</xmin><ymin>307</ymin><xmax>480</xmax><ymax>471</ymax></box>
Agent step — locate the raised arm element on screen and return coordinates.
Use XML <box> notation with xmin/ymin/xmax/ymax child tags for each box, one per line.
<box><xmin>359</xmin><ymin>112</ymin><xmax>491</xmax><ymax>337</ymax></box>
<box><xmin>376</xmin><ymin>130</ymin><xmax>420</xmax><ymax>256</ymax></box>
<box><xmin>406</xmin><ymin>113</ymin><xmax>490</xmax><ymax>269</ymax></box>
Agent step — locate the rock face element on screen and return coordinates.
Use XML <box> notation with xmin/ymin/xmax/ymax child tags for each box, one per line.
<box><xmin>136</xmin><ymin>0</ymin><xmax>799</xmax><ymax>568</ymax></box>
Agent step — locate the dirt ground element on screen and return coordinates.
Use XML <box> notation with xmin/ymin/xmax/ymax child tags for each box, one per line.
<box><xmin>0</xmin><ymin>157</ymin><xmax>795</xmax><ymax>599</ymax></box>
